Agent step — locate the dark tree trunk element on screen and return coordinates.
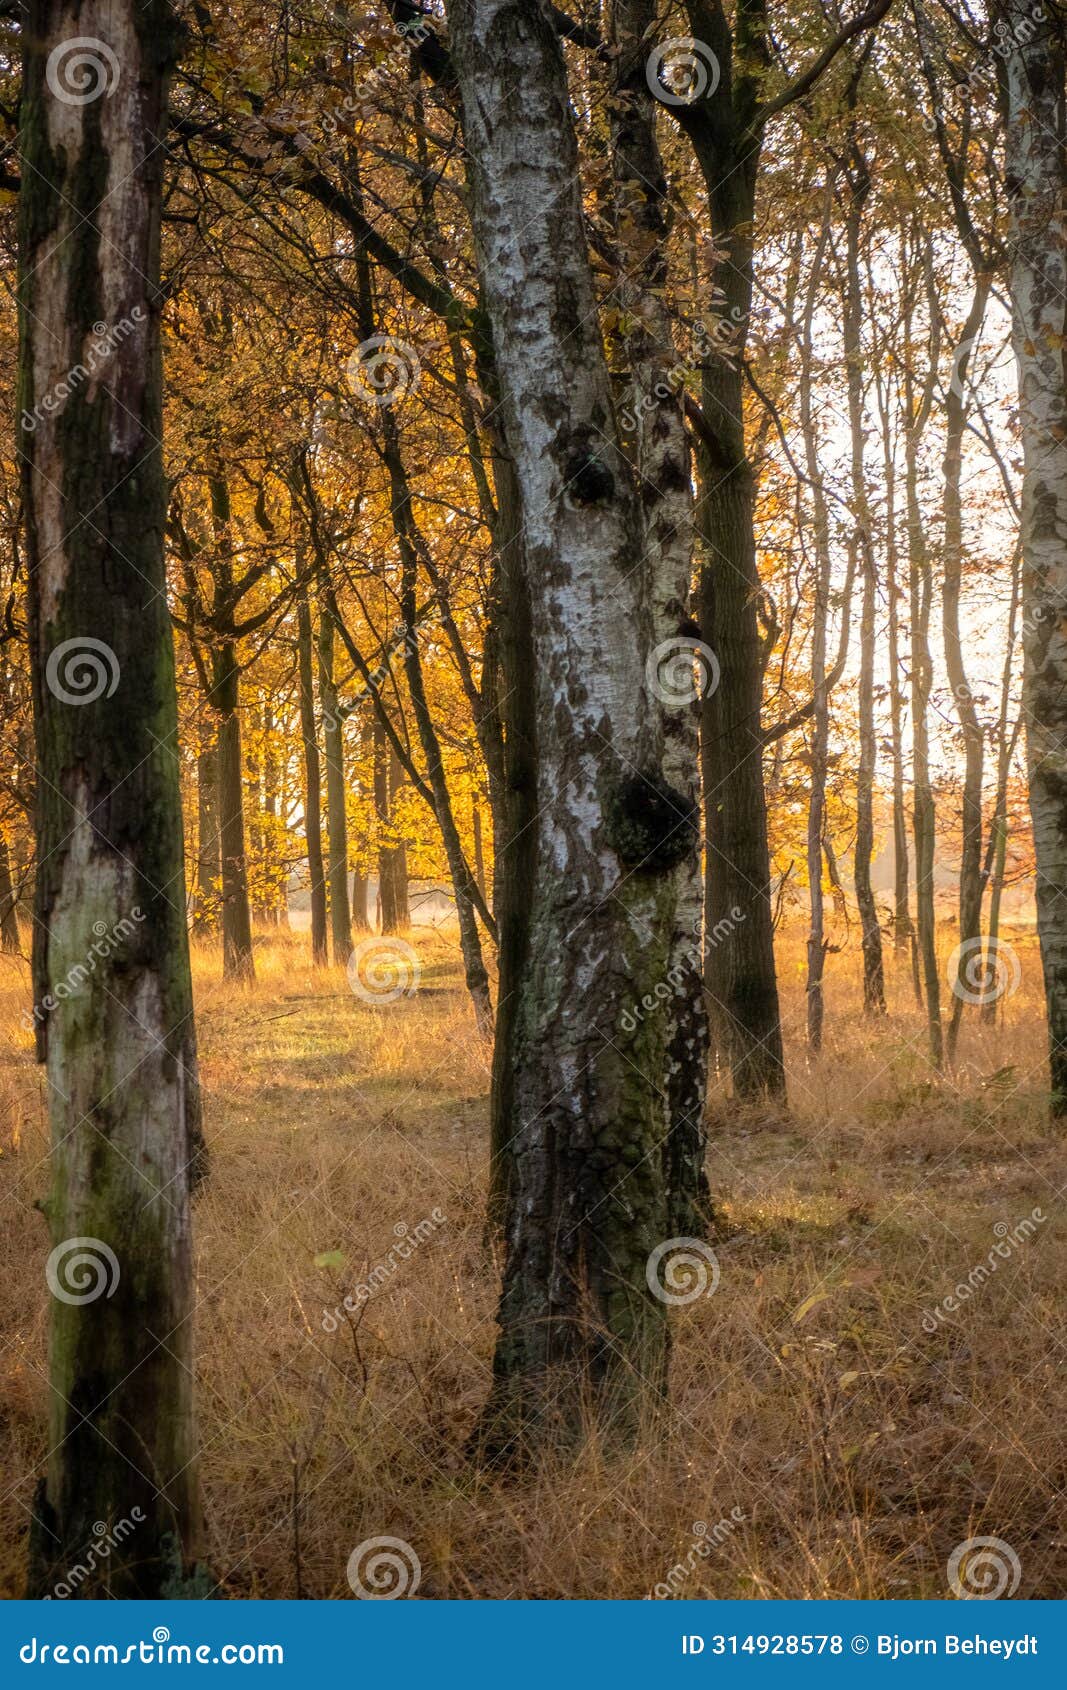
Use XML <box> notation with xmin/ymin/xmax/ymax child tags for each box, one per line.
<box><xmin>0</xmin><ymin>831</ymin><xmax>20</xmax><ymax>952</ymax></box>
<box><xmin>297</xmin><ymin>588</ymin><xmax>327</xmax><ymax>965</ymax></box>
<box><xmin>20</xmin><ymin>0</ymin><xmax>206</xmax><ymax>1595</ymax></box>
<box><xmin>317</xmin><ymin>596</ymin><xmax>352</xmax><ymax>963</ymax></box>
<box><xmin>210</xmin><ymin>642</ymin><xmax>254</xmax><ymax>981</ymax></box>
<box><xmin>674</xmin><ymin>29</ymin><xmax>786</xmax><ymax>1101</ymax></box>
<box><xmin>192</xmin><ymin>728</ymin><xmax>220</xmax><ymax>937</ymax></box>
<box><xmin>376</xmin><ymin>736</ymin><xmax>410</xmax><ymax>934</ymax></box>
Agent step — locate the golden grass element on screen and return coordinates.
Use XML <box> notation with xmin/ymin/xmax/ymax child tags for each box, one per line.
<box><xmin>1</xmin><ymin>920</ymin><xmax>1065</xmax><ymax>1598</ymax></box>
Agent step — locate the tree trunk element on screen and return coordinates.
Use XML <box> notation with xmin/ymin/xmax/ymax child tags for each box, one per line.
<box><xmin>943</xmin><ymin>280</ymin><xmax>991</xmax><ymax>1060</ymax></box>
<box><xmin>685</xmin><ymin>191</ymin><xmax>785</xmax><ymax>1096</ymax></box>
<box><xmin>982</xmin><ymin>546</ymin><xmax>1022</xmax><ymax>1025</ymax></box>
<box><xmin>297</xmin><ymin>588</ymin><xmax>327</xmax><ymax>964</ymax></box>
<box><xmin>1001</xmin><ymin>0</ymin><xmax>1067</xmax><ymax>1112</ymax></box>
<box><xmin>0</xmin><ymin>831</ymin><xmax>20</xmax><ymax>952</ymax></box>
<box><xmin>210</xmin><ymin>642</ymin><xmax>254</xmax><ymax>981</ymax></box>
<box><xmin>799</xmin><ymin>187</ymin><xmax>834</xmax><ymax>1052</ymax></box>
<box><xmin>192</xmin><ymin>728</ymin><xmax>220</xmax><ymax>938</ymax></box>
<box><xmin>608</xmin><ymin>0</ymin><xmax>709</xmax><ymax>1233</ymax></box>
<box><xmin>20</xmin><ymin>0</ymin><xmax>205</xmax><ymax>1595</ymax></box>
<box><xmin>351</xmin><ymin>867</ymin><xmax>371</xmax><ymax>932</ymax></box>
<box><xmin>473</xmin><ymin>804</ymin><xmax>487</xmax><ymax>902</ymax></box>
<box><xmin>452</xmin><ymin>0</ymin><xmax>695</xmax><ymax>1441</ymax></box>
<box><xmin>380</xmin><ymin>417</ymin><xmax>493</xmax><ymax>1032</ymax></box>
<box><xmin>903</xmin><ymin>243</ymin><xmax>943</xmax><ymax>1066</ymax></box>
<box><xmin>375</xmin><ymin>729</ymin><xmax>410</xmax><ymax>934</ymax></box>
<box><xmin>317</xmin><ymin>595</ymin><xmax>352</xmax><ymax>963</ymax></box>
<box><xmin>843</xmin><ymin>159</ymin><xmax>886</xmax><ymax>1016</ymax></box>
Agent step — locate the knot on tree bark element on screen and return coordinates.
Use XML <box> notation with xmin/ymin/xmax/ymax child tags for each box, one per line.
<box><xmin>606</xmin><ymin>769</ymin><xmax>698</xmax><ymax>871</ymax></box>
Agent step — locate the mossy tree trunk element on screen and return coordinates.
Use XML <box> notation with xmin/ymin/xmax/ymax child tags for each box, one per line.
<box><xmin>20</xmin><ymin>0</ymin><xmax>205</xmax><ymax>1595</ymax></box>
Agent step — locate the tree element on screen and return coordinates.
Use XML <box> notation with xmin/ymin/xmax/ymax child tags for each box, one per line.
<box><xmin>451</xmin><ymin>0</ymin><xmax>700</xmax><ymax>1442</ymax></box>
<box><xmin>20</xmin><ymin>0</ymin><xmax>206</xmax><ymax>1593</ymax></box>
<box><xmin>999</xmin><ymin>0</ymin><xmax>1067</xmax><ymax>1113</ymax></box>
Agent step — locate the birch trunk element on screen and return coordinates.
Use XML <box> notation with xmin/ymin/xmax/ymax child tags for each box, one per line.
<box><xmin>608</xmin><ymin>0</ymin><xmax>709</xmax><ymax>1234</ymax></box>
<box><xmin>1001</xmin><ymin>0</ymin><xmax>1067</xmax><ymax>1112</ymax></box>
<box><xmin>451</xmin><ymin>0</ymin><xmax>695</xmax><ymax>1437</ymax></box>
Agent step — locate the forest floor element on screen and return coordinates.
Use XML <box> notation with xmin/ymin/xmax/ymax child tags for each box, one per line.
<box><xmin>1</xmin><ymin>921</ymin><xmax>1065</xmax><ymax>1599</ymax></box>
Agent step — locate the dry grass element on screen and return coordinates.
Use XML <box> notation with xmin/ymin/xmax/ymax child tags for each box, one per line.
<box><xmin>1</xmin><ymin>919</ymin><xmax>1065</xmax><ymax>1599</ymax></box>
